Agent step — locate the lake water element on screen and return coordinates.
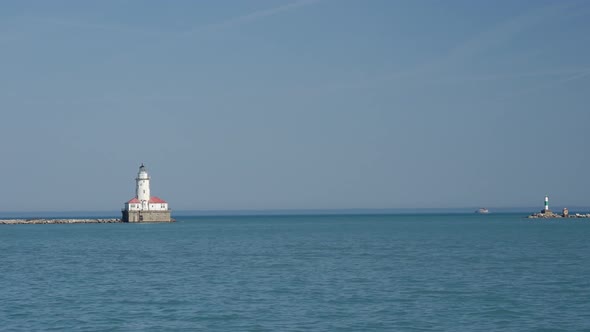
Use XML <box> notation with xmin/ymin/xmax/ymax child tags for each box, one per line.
<box><xmin>1</xmin><ymin>214</ymin><xmax>589</xmax><ymax>331</ymax></box>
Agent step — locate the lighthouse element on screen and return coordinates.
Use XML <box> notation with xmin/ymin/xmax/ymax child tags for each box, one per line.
<box><xmin>136</xmin><ymin>164</ymin><xmax>150</xmax><ymax>210</ymax></box>
<box><xmin>543</xmin><ymin>195</ymin><xmax>550</xmax><ymax>213</ymax></box>
<box><xmin>122</xmin><ymin>164</ymin><xmax>173</xmax><ymax>222</ymax></box>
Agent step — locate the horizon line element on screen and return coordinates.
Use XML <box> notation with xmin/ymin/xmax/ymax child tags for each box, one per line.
<box><xmin>2</xmin><ymin>206</ymin><xmax>589</xmax><ymax>218</ymax></box>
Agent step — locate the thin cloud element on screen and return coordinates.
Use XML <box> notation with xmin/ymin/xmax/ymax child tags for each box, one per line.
<box><xmin>0</xmin><ymin>14</ymin><xmax>170</xmax><ymax>43</ymax></box>
<box><xmin>445</xmin><ymin>67</ymin><xmax>590</xmax><ymax>83</ymax></box>
<box><xmin>497</xmin><ymin>68</ymin><xmax>590</xmax><ymax>101</ymax></box>
<box><xmin>33</xmin><ymin>17</ymin><xmax>164</xmax><ymax>35</ymax></box>
<box><xmin>447</xmin><ymin>4</ymin><xmax>573</xmax><ymax>65</ymax></box>
<box><xmin>357</xmin><ymin>1</ymin><xmax>590</xmax><ymax>97</ymax></box>
<box><xmin>184</xmin><ymin>0</ymin><xmax>321</xmax><ymax>36</ymax></box>
<box><xmin>556</xmin><ymin>69</ymin><xmax>590</xmax><ymax>85</ymax></box>
<box><xmin>435</xmin><ymin>2</ymin><xmax>579</xmax><ymax>76</ymax></box>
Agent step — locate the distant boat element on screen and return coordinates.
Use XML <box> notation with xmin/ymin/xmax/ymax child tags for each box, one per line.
<box><xmin>475</xmin><ymin>208</ymin><xmax>489</xmax><ymax>214</ymax></box>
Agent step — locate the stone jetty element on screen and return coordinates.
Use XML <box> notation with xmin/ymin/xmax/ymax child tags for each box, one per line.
<box><xmin>528</xmin><ymin>196</ymin><xmax>590</xmax><ymax>219</ymax></box>
<box><xmin>0</xmin><ymin>218</ymin><xmax>121</xmax><ymax>225</ymax></box>
<box><xmin>527</xmin><ymin>211</ymin><xmax>590</xmax><ymax>219</ymax></box>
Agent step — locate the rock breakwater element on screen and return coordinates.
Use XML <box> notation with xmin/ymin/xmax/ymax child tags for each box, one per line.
<box><xmin>527</xmin><ymin>212</ymin><xmax>590</xmax><ymax>219</ymax></box>
<box><xmin>0</xmin><ymin>218</ymin><xmax>121</xmax><ymax>225</ymax></box>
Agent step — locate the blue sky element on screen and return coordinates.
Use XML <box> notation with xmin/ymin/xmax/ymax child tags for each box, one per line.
<box><xmin>1</xmin><ymin>0</ymin><xmax>589</xmax><ymax>212</ymax></box>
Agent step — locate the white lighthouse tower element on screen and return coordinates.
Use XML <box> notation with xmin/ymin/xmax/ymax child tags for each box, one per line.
<box><xmin>136</xmin><ymin>164</ymin><xmax>151</xmax><ymax>210</ymax></box>
<box><xmin>122</xmin><ymin>164</ymin><xmax>172</xmax><ymax>222</ymax></box>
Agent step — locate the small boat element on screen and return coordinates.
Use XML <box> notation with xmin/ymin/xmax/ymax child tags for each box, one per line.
<box><xmin>475</xmin><ymin>208</ymin><xmax>489</xmax><ymax>214</ymax></box>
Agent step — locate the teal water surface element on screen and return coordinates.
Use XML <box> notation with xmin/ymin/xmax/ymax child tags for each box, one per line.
<box><xmin>1</xmin><ymin>214</ymin><xmax>589</xmax><ymax>331</ymax></box>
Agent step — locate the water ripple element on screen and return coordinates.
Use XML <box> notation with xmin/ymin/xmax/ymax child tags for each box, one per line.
<box><xmin>1</xmin><ymin>214</ymin><xmax>589</xmax><ymax>331</ymax></box>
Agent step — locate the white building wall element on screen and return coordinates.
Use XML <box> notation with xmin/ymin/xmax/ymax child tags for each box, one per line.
<box><xmin>148</xmin><ymin>203</ymin><xmax>168</xmax><ymax>211</ymax></box>
<box><xmin>125</xmin><ymin>202</ymin><xmax>167</xmax><ymax>211</ymax></box>
<box><xmin>124</xmin><ymin>203</ymin><xmax>142</xmax><ymax>211</ymax></box>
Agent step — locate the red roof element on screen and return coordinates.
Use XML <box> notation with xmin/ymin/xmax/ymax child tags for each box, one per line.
<box><xmin>127</xmin><ymin>197</ymin><xmax>167</xmax><ymax>204</ymax></box>
<box><xmin>149</xmin><ymin>196</ymin><xmax>167</xmax><ymax>203</ymax></box>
